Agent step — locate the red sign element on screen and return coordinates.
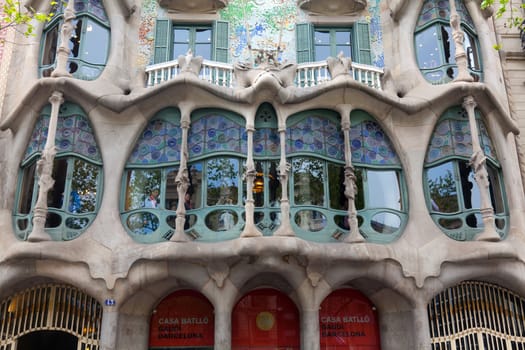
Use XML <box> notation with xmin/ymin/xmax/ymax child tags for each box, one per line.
<box><xmin>232</xmin><ymin>288</ymin><xmax>300</xmax><ymax>349</ymax></box>
<box><xmin>149</xmin><ymin>290</ymin><xmax>214</xmax><ymax>348</ymax></box>
<box><xmin>320</xmin><ymin>289</ymin><xmax>380</xmax><ymax>349</ymax></box>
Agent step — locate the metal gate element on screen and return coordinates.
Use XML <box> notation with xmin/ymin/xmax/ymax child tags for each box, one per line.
<box><xmin>0</xmin><ymin>284</ymin><xmax>101</xmax><ymax>350</ymax></box>
<box><xmin>428</xmin><ymin>281</ymin><xmax>525</xmax><ymax>349</ymax></box>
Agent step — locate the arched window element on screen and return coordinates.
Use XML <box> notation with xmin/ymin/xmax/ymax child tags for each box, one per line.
<box><xmin>0</xmin><ymin>284</ymin><xmax>102</xmax><ymax>349</ymax></box>
<box><xmin>40</xmin><ymin>0</ymin><xmax>110</xmax><ymax>80</ymax></box>
<box><xmin>232</xmin><ymin>288</ymin><xmax>300</xmax><ymax>349</ymax></box>
<box><xmin>186</xmin><ymin>109</ymin><xmax>247</xmax><ymax>241</ymax></box>
<box><xmin>14</xmin><ymin>102</ymin><xmax>102</xmax><ymax>241</ymax></box>
<box><xmin>286</xmin><ymin>110</ymin><xmax>406</xmax><ymax>243</ymax></box>
<box><xmin>253</xmin><ymin>103</ymin><xmax>281</xmax><ymax>235</ymax></box>
<box><xmin>424</xmin><ymin>106</ymin><xmax>508</xmax><ymax>241</ymax></box>
<box><xmin>349</xmin><ymin>110</ymin><xmax>407</xmax><ymax>242</ymax></box>
<box><xmin>121</xmin><ymin>108</ymin><xmax>182</xmax><ymax>243</ymax></box>
<box><xmin>415</xmin><ymin>0</ymin><xmax>482</xmax><ymax>84</ymax></box>
<box><xmin>428</xmin><ymin>281</ymin><xmax>525</xmax><ymax>349</ymax></box>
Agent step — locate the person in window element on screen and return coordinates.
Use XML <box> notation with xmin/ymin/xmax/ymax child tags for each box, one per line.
<box><xmin>144</xmin><ymin>189</ymin><xmax>159</xmax><ymax>208</ymax></box>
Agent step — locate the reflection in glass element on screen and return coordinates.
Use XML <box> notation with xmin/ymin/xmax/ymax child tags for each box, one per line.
<box><xmin>293</xmin><ymin>157</ymin><xmax>324</xmax><ymax>206</ymax></box>
<box><xmin>45</xmin><ymin>213</ymin><xmax>62</xmax><ymax>228</ymax></box>
<box><xmin>415</xmin><ymin>26</ymin><xmax>443</xmax><ymax>70</ymax></box>
<box><xmin>427</xmin><ymin>162</ymin><xmax>459</xmax><ymax>213</ymax></box>
<box><xmin>366</xmin><ymin>170</ymin><xmax>401</xmax><ymax>210</ymax></box>
<box><xmin>164</xmin><ymin>168</ymin><xmax>179</xmax><ymax>211</ymax></box>
<box><xmin>42</xmin><ymin>24</ymin><xmax>59</xmax><ymax>66</ymax></box>
<box><xmin>66</xmin><ymin>217</ymin><xmax>89</xmax><ymax>229</ymax></box>
<box><xmin>206</xmin><ymin>210</ymin><xmax>238</xmax><ymax>231</ymax></box>
<box><xmin>206</xmin><ymin>158</ymin><xmax>239</xmax><ymax>206</ymax></box>
<box><xmin>328</xmin><ymin>163</ymin><xmax>346</xmax><ymax>210</ymax></box>
<box><xmin>126</xmin><ymin>212</ymin><xmax>159</xmax><ymax>235</ymax></box>
<box><xmin>49</xmin><ymin>159</ymin><xmax>67</xmax><ymax>209</ymax></box>
<box><xmin>81</xmin><ymin>19</ymin><xmax>109</xmax><ymax>65</ymax></box>
<box><xmin>295</xmin><ymin>210</ymin><xmax>326</xmax><ymax>232</ymax></box>
<box><xmin>71</xmin><ymin>159</ymin><xmax>99</xmax><ymax>213</ymax></box>
<box><xmin>370</xmin><ymin>212</ymin><xmax>401</xmax><ymax>234</ymax></box>
<box><xmin>124</xmin><ymin>169</ymin><xmax>162</xmax><ymax>210</ymax></box>
<box><xmin>438</xmin><ymin>218</ymin><xmax>463</xmax><ymax>230</ymax></box>
<box><xmin>18</xmin><ymin>162</ymin><xmax>37</xmax><ymax>214</ymax></box>
<box><xmin>253</xmin><ymin>161</ymin><xmax>281</xmax><ymax>208</ymax></box>
<box><xmin>487</xmin><ymin>164</ymin><xmax>505</xmax><ymax>214</ymax></box>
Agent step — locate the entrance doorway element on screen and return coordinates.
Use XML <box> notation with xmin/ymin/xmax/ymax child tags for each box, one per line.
<box><xmin>18</xmin><ymin>331</ymin><xmax>78</xmax><ymax>350</ymax></box>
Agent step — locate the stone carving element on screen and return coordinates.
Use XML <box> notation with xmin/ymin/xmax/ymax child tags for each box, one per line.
<box><xmin>327</xmin><ymin>52</ymin><xmax>352</xmax><ymax>79</ymax></box>
<box><xmin>343</xmin><ymin>165</ymin><xmax>365</xmax><ymax>243</ymax></box>
<box><xmin>298</xmin><ymin>0</ymin><xmax>367</xmax><ymax>16</ymax></box>
<box><xmin>206</xmin><ymin>261</ymin><xmax>230</xmax><ymax>288</ymax></box>
<box><xmin>449</xmin><ymin>1</ymin><xmax>474</xmax><ymax>82</ymax></box>
<box><xmin>178</xmin><ymin>50</ymin><xmax>204</xmax><ymax>76</ymax></box>
<box><xmin>51</xmin><ymin>1</ymin><xmax>76</xmax><ymax>78</ymax></box>
<box><xmin>234</xmin><ymin>49</ymin><xmax>297</xmax><ymax>88</ymax></box>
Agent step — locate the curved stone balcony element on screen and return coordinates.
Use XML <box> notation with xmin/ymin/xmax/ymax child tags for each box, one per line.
<box><xmin>158</xmin><ymin>0</ymin><xmax>228</xmax><ymax>13</ymax></box>
<box><xmin>145</xmin><ymin>59</ymin><xmax>384</xmax><ymax>90</ymax></box>
<box><xmin>297</xmin><ymin>0</ymin><xmax>367</xmax><ymax>16</ymax></box>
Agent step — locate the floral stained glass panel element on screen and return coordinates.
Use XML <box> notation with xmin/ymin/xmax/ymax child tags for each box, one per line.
<box><xmin>349</xmin><ymin>121</ymin><xmax>399</xmax><ymax>166</ymax></box>
<box><xmin>128</xmin><ymin>119</ymin><xmax>182</xmax><ymax>165</ymax></box>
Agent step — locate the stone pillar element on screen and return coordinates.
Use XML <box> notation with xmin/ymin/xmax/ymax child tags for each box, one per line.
<box><xmin>28</xmin><ymin>91</ymin><xmax>64</xmax><ymax>242</ymax></box>
<box><xmin>340</xmin><ymin>107</ymin><xmax>365</xmax><ymax>243</ymax></box>
<box><xmin>274</xmin><ymin>123</ymin><xmax>294</xmax><ymax>236</ymax></box>
<box><xmin>302</xmin><ymin>308</ymin><xmax>320</xmax><ymax>350</ymax></box>
<box><xmin>99</xmin><ymin>307</ymin><xmax>118</xmax><ymax>350</ymax></box>
<box><xmin>214</xmin><ymin>304</ymin><xmax>231</xmax><ymax>350</ymax></box>
<box><xmin>413</xmin><ymin>301</ymin><xmax>432</xmax><ymax>350</ymax></box>
<box><xmin>241</xmin><ymin>122</ymin><xmax>263</xmax><ymax>237</ymax></box>
<box><xmin>171</xmin><ymin>111</ymin><xmax>190</xmax><ymax>242</ymax></box>
<box><xmin>51</xmin><ymin>0</ymin><xmax>76</xmax><ymax>78</ymax></box>
<box><xmin>449</xmin><ymin>0</ymin><xmax>474</xmax><ymax>82</ymax></box>
<box><xmin>463</xmin><ymin>96</ymin><xmax>500</xmax><ymax>242</ymax></box>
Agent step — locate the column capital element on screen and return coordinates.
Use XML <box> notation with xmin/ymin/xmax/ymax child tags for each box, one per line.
<box><xmin>49</xmin><ymin>91</ymin><xmax>64</xmax><ymax>105</ymax></box>
<box><xmin>462</xmin><ymin>95</ymin><xmax>477</xmax><ymax>111</ymax></box>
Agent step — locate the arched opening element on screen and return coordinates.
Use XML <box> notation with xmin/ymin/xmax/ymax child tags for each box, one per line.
<box><xmin>17</xmin><ymin>330</ymin><xmax>77</xmax><ymax>350</ymax></box>
<box><xmin>320</xmin><ymin>288</ymin><xmax>381</xmax><ymax>349</ymax></box>
<box><xmin>148</xmin><ymin>290</ymin><xmax>214</xmax><ymax>349</ymax></box>
<box><xmin>232</xmin><ymin>288</ymin><xmax>300</xmax><ymax>349</ymax></box>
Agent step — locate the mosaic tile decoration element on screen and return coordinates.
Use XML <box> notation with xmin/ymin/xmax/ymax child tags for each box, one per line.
<box><xmin>24</xmin><ymin>113</ymin><xmax>102</xmax><ymax>163</ymax></box>
<box><xmin>286</xmin><ymin>115</ymin><xmax>344</xmax><ymax>160</ymax></box>
<box><xmin>426</xmin><ymin>118</ymin><xmax>497</xmax><ymax>164</ymax></box>
<box><xmin>188</xmin><ymin>114</ymin><xmax>247</xmax><ymax>158</ymax></box>
<box><xmin>349</xmin><ymin>120</ymin><xmax>400</xmax><ymax>166</ymax></box>
<box><xmin>128</xmin><ymin>118</ymin><xmax>182</xmax><ymax>165</ymax></box>
<box><xmin>417</xmin><ymin>0</ymin><xmax>475</xmax><ymax>29</ymax></box>
<box><xmin>254</xmin><ymin>128</ymin><xmax>280</xmax><ymax>157</ymax></box>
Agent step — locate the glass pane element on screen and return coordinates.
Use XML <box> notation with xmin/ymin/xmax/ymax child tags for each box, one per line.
<box><xmin>206</xmin><ymin>158</ymin><xmax>239</xmax><ymax>206</ymax></box>
<box><xmin>205</xmin><ymin>210</ymin><xmax>238</xmax><ymax>231</ymax></box>
<box><xmin>314</xmin><ymin>45</ymin><xmax>331</xmax><ymax>61</ymax></box>
<box><xmin>370</xmin><ymin>212</ymin><xmax>401</xmax><ymax>234</ymax></box>
<box><xmin>335</xmin><ymin>31</ymin><xmax>351</xmax><ymax>45</ymax></box>
<box><xmin>195</xmin><ymin>28</ymin><xmax>211</xmax><ymax>43</ymax></box>
<box><xmin>18</xmin><ymin>162</ymin><xmax>37</xmax><ymax>214</ymax></box>
<box><xmin>355</xmin><ymin>168</ymin><xmax>365</xmax><ymax>210</ymax></box>
<box><xmin>49</xmin><ymin>158</ymin><xmax>68</xmax><ymax>209</ymax></box>
<box><xmin>295</xmin><ymin>210</ymin><xmax>326</xmax><ymax>232</ymax></box>
<box><xmin>124</xmin><ymin>169</ymin><xmax>161</xmax><ymax>210</ymax></box>
<box><xmin>415</xmin><ymin>26</ymin><xmax>443</xmax><ymax>69</ymax></box>
<box><xmin>195</xmin><ymin>43</ymin><xmax>211</xmax><ymax>60</ymax></box>
<box><xmin>441</xmin><ymin>25</ymin><xmax>455</xmax><ymax>64</ymax></box>
<box><xmin>336</xmin><ymin>45</ymin><xmax>352</xmax><ymax>59</ymax></box>
<box><xmin>292</xmin><ymin>157</ymin><xmax>324</xmax><ymax>206</ymax></box>
<box><xmin>334</xmin><ymin>215</ymin><xmax>350</xmax><ymax>230</ymax></box>
<box><xmin>69</xmin><ymin>19</ymin><xmax>82</xmax><ymax>58</ymax></box>
<box><xmin>188</xmin><ymin>163</ymin><xmax>203</xmax><ymax>209</ymax></box>
<box><xmin>126</xmin><ymin>212</ymin><xmax>159</xmax><ymax>235</ymax></box>
<box><xmin>366</xmin><ymin>170</ymin><xmax>401</xmax><ymax>210</ymax></box>
<box><xmin>173</xmin><ymin>43</ymin><xmax>190</xmax><ymax>59</ymax></box>
<box><xmin>487</xmin><ymin>165</ymin><xmax>505</xmax><ymax>214</ymax></box>
<box><xmin>314</xmin><ymin>30</ymin><xmax>330</xmax><ymax>45</ymax></box>
<box><xmin>427</xmin><ymin>162</ymin><xmax>459</xmax><ymax>213</ymax></box>
<box><xmin>254</xmin><ymin>162</ymin><xmax>265</xmax><ymax>207</ymax></box>
<box><xmin>165</xmin><ymin>167</ymin><xmax>179</xmax><ymax>211</ymax></box>
<box><xmin>45</xmin><ymin>212</ymin><xmax>62</xmax><ymax>228</ymax></box>
<box><xmin>81</xmin><ymin>19</ymin><xmax>109</xmax><ymax>65</ymax></box>
<box><xmin>458</xmin><ymin>160</ymin><xmax>480</xmax><ymax>210</ymax></box>
<box><xmin>328</xmin><ymin>163</ymin><xmax>346</xmax><ymax>210</ymax></box>
<box><xmin>42</xmin><ymin>24</ymin><xmax>59</xmax><ymax>65</ymax></box>
<box><xmin>70</xmin><ymin>159</ymin><xmax>99</xmax><ymax>213</ymax></box>
<box><xmin>174</xmin><ymin>28</ymin><xmax>190</xmax><ymax>43</ymax></box>
<box><xmin>65</xmin><ymin>217</ymin><xmax>89</xmax><ymax>229</ymax></box>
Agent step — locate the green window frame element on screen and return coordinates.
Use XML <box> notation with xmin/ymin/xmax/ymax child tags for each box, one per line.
<box><xmin>424</xmin><ymin>106</ymin><xmax>508</xmax><ymax>241</ymax></box>
<box><xmin>153</xmin><ymin>20</ymin><xmax>229</xmax><ymax>64</ymax></box>
<box><xmin>295</xmin><ymin>22</ymin><xmax>371</xmax><ymax>64</ymax></box>
<box><xmin>39</xmin><ymin>0</ymin><xmax>110</xmax><ymax>80</ymax></box>
<box><xmin>14</xmin><ymin>103</ymin><xmax>103</xmax><ymax>241</ymax></box>
<box><xmin>415</xmin><ymin>0</ymin><xmax>482</xmax><ymax>84</ymax></box>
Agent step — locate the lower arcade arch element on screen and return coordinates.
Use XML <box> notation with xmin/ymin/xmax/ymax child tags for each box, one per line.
<box><xmin>0</xmin><ymin>283</ymin><xmax>102</xmax><ymax>350</ymax></box>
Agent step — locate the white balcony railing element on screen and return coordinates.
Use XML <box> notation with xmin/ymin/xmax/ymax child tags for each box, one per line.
<box><xmin>145</xmin><ymin>59</ymin><xmax>383</xmax><ymax>90</ymax></box>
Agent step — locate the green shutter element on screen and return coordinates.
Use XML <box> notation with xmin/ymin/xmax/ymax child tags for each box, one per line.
<box><xmin>296</xmin><ymin>23</ymin><xmax>314</xmax><ymax>63</ymax></box>
<box><xmin>355</xmin><ymin>22</ymin><xmax>371</xmax><ymax>65</ymax></box>
<box><xmin>213</xmin><ymin>20</ymin><xmax>229</xmax><ymax>63</ymax></box>
<box><xmin>153</xmin><ymin>19</ymin><xmax>171</xmax><ymax>64</ymax></box>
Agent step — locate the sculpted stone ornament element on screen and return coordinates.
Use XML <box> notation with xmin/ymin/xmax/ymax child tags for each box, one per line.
<box><xmin>171</xmin><ymin>167</ymin><xmax>191</xmax><ymax>242</ymax></box>
<box><xmin>234</xmin><ymin>49</ymin><xmax>297</xmax><ymax>88</ymax></box>
<box><xmin>51</xmin><ymin>0</ymin><xmax>76</xmax><ymax>78</ymax></box>
<box><xmin>449</xmin><ymin>1</ymin><xmax>474</xmax><ymax>83</ymax></box>
<box><xmin>241</xmin><ymin>164</ymin><xmax>263</xmax><ymax>237</ymax></box>
<box><xmin>298</xmin><ymin>0</ymin><xmax>367</xmax><ymax>16</ymax></box>
<box><xmin>327</xmin><ymin>52</ymin><xmax>352</xmax><ymax>79</ymax></box>
<box><xmin>343</xmin><ymin>165</ymin><xmax>365</xmax><ymax>243</ymax></box>
<box><xmin>274</xmin><ymin>161</ymin><xmax>294</xmax><ymax>236</ymax></box>
<box><xmin>158</xmin><ymin>0</ymin><xmax>228</xmax><ymax>13</ymax></box>
<box><xmin>178</xmin><ymin>50</ymin><xmax>203</xmax><ymax>76</ymax></box>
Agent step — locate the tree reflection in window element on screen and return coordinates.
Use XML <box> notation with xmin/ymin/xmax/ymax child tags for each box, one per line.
<box><xmin>424</xmin><ymin>106</ymin><xmax>508</xmax><ymax>240</ymax></box>
<box><xmin>415</xmin><ymin>0</ymin><xmax>482</xmax><ymax>84</ymax></box>
<box><xmin>14</xmin><ymin>103</ymin><xmax>102</xmax><ymax>241</ymax></box>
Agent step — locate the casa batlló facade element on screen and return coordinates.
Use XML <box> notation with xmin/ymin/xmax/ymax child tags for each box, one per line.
<box><xmin>0</xmin><ymin>0</ymin><xmax>525</xmax><ymax>349</ymax></box>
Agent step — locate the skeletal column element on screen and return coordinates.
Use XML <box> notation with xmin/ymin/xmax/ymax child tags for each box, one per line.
<box><xmin>449</xmin><ymin>0</ymin><xmax>473</xmax><ymax>82</ymax></box>
<box><xmin>241</xmin><ymin>122</ymin><xmax>263</xmax><ymax>237</ymax></box>
<box><xmin>52</xmin><ymin>0</ymin><xmax>76</xmax><ymax>78</ymax></box>
<box><xmin>274</xmin><ymin>121</ymin><xmax>294</xmax><ymax>236</ymax></box>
